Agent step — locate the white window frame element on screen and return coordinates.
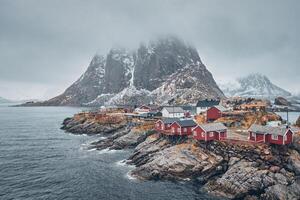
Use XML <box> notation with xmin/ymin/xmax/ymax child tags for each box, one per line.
<box><xmin>183</xmin><ymin>128</ymin><xmax>187</xmax><ymax>132</ymax></box>
<box><xmin>271</xmin><ymin>134</ymin><xmax>278</xmax><ymax>140</ymax></box>
<box><xmin>193</xmin><ymin>131</ymin><xmax>197</xmax><ymax>136</ymax></box>
<box><xmin>201</xmin><ymin>132</ymin><xmax>205</xmax><ymax>137</ymax></box>
<box><xmin>209</xmin><ymin>132</ymin><xmax>214</xmax><ymax>137</ymax></box>
<box><xmin>177</xmin><ymin>128</ymin><xmax>180</xmax><ymax>132</ymax></box>
<box><xmin>284</xmin><ymin>135</ymin><xmax>287</xmax><ymax>141</ymax></box>
<box><xmin>252</xmin><ymin>132</ymin><xmax>256</xmax><ymax>137</ymax></box>
<box><xmin>172</xmin><ymin>127</ymin><xmax>175</xmax><ymax>133</ymax></box>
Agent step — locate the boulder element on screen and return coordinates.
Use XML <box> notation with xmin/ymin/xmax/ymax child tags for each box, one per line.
<box><xmin>288</xmin><ymin>150</ymin><xmax>300</xmax><ymax>175</ymax></box>
<box><xmin>130</xmin><ymin>142</ymin><xmax>223</xmax><ymax>180</ymax></box>
<box><xmin>204</xmin><ymin>160</ymin><xmax>277</xmax><ymax>199</ymax></box>
<box><xmin>274</xmin><ymin>97</ymin><xmax>290</xmax><ymax>106</ymax></box>
<box><xmin>262</xmin><ymin>179</ymin><xmax>300</xmax><ymax>200</ymax></box>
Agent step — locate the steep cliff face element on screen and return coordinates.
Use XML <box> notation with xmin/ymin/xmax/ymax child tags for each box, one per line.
<box><xmin>40</xmin><ymin>36</ymin><xmax>224</xmax><ymax>106</ymax></box>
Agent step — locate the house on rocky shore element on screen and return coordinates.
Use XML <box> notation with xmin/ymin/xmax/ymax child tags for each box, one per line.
<box><xmin>155</xmin><ymin>118</ymin><xmax>179</xmax><ymax>133</ymax></box>
<box><xmin>161</xmin><ymin>107</ymin><xmax>185</xmax><ymax>118</ymax></box>
<box><xmin>196</xmin><ymin>99</ymin><xmax>220</xmax><ymax>114</ymax></box>
<box><xmin>170</xmin><ymin>119</ymin><xmax>198</xmax><ymax>136</ymax></box>
<box><xmin>248</xmin><ymin>124</ymin><xmax>294</xmax><ymax>145</ymax></box>
<box><xmin>206</xmin><ymin>105</ymin><xmax>228</xmax><ymax>122</ymax></box>
<box><xmin>192</xmin><ymin>122</ymin><xmax>227</xmax><ymax>141</ymax></box>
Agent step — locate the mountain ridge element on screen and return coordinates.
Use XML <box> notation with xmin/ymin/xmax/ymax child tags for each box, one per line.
<box><xmin>24</xmin><ymin>36</ymin><xmax>224</xmax><ymax>106</ymax></box>
<box><xmin>220</xmin><ymin>73</ymin><xmax>292</xmax><ymax>100</ymax></box>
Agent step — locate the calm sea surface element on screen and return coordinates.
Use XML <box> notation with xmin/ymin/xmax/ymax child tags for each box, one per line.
<box><xmin>276</xmin><ymin>111</ymin><xmax>300</xmax><ymax>124</ymax></box>
<box><xmin>0</xmin><ymin>105</ymin><xmax>217</xmax><ymax>200</ymax></box>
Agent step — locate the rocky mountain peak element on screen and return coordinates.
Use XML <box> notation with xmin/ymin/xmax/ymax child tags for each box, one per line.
<box><xmin>37</xmin><ymin>35</ymin><xmax>224</xmax><ymax>106</ymax></box>
<box><xmin>220</xmin><ymin>73</ymin><xmax>292</xmax><ymax>100</ymax></box>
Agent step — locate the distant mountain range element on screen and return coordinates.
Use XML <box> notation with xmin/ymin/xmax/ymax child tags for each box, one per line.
<box><xmin>220</xmin><ymin>73</ymin><xmax>292</xmax><ymax>100</ymax></box>
<box><xmin>0</xmin><ymin>97</ymin><xmax>12</xmax><ymax>103</ymax></box>
<box><xmin>26</xmin><ymin>36</ymin><xmax>224</xmax><ymax>107</ymax></box>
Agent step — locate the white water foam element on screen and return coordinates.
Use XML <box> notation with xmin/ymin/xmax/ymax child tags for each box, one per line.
<box><xmin>126</xmin><ymin>171</ymin><xmax>138</xmax><ymax>181</ymax></box>
<box><xmin>115</xmin><ymin>159</ymin><xmax>136</xmax><ymax>168</ymax></box>
<box><xmin>98</xmin><ymin>148</ymin><xmax>123</xmax><ymax>155</ymax></box>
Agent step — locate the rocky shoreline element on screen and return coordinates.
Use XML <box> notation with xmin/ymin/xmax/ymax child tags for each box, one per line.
<box><xmin>61</xmin><ymin>113</ymin><xmax>300</xmax><ymax>200</ymax></box>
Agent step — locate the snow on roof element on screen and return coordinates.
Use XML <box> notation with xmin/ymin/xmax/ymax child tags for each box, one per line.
<box><xmin>249</xmin><ymin>124</ymin><xmax>294</xmax><ymax>136</ymax></box>
<box><xmin>198</xmin><ymin>123</ymin><xmax>227</xmax><ymax>132</ymax></box>
<box><xmin>163</xmin><ymin>107</ymin><xmax>185</xmax><ymax>113</ymax></box>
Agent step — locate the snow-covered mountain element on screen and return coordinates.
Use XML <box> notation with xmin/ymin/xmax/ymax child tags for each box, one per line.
<box><xmin>35</xmin><ymin>36</ymin><xmax>224</xmax><ymax>106</ymax></box>
<box><xmin>220</xmin><ymin>73</ymin><xmax>292</xmax><ymax>100</ymax></box>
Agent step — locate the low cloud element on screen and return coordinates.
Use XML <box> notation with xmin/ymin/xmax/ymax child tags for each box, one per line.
<box><xmin>0</xmin><ymin>0</ymin><xmax>299</xmax><ymax>99</ymax></box>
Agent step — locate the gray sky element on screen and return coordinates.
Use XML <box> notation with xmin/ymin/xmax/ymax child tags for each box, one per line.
<box><xmin>0</xmin><ymin>0</ymin><xmax>299</xmax><ymax>100</ymax></box>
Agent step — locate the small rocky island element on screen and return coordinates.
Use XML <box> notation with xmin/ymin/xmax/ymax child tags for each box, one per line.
<box><xmin>61</xmin><ymin>108</ymin><xmax>300</xmax><ymax>200</ymax></box>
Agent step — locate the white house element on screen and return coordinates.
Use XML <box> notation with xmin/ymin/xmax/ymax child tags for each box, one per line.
<box><xmin>161</xmin><ymin>107</ymin><xmax>185</xmax><ymax>118</ymax></box>
<box><xmin>196</xmin><ymin>99</ymin><xmax>220</xmax><ymax>114</ymax></box>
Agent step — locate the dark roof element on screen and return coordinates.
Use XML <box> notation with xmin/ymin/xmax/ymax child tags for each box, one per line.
<box><xmin>249</xmin><ymin>124</ymin><xmax>294</xmax><ymax>136</ymax></box>
<box><xmin>196</xmin><ymin>99</ymin><xmax>220</xmax><ymax>107</ymax></box>
<box><xmin>198</xmin><ymin>122</ymin><xmax>227</xmax><ymax>132</ymax></box>
<box><xmin>161</xmin><ymin>118</ymin><xmax>180</xmax><ymax>124</ymax></box>
<box><xmin>176</xmin><ymin>119</ymin><xmax>197</xmax><ymax>127</ymax></box>
<box><xmin>163</xmin><ymin>107</ymin><xmax>185</xmax><ymax>113</ymax></box>
<box><xmin>181</xmin><ymin>105</ymin><xmax>195</xmax><ymax>111</ymax></box>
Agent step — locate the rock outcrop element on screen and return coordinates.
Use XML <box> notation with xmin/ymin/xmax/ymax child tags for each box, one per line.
<box><xmin>90</xmin><ymin>129</ymin><xmax>154</xmax><ymax>150</ymax></box>
<box><xmin>129</xmin><ymin>136</ymin><xmax>224</xmax><ymax>181</ymax></box>
<box><xmin>274</xmin><ymin>97</ymin><xmax>291</xmax><ymax>106</ymax></box>
<box><xmin>61</xmin><ymin>112</ymin><xmax>300</xmax><ymax>200</ymax></box>
<box><xmin>61</xmin><ymin>112</ymin><xmax>127</xmax><ymax>135</ymax></box>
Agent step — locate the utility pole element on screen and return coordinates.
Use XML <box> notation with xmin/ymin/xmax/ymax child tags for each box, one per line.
<box><xmin>286</xmin><ymin>106</ymin><xmax>289</xmax><ymax>127</ymax></box>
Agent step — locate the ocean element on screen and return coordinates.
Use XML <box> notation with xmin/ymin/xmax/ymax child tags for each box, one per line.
<box><xmin>276</xmin><ymin>111</ymin><xmax>300</xmax><ymax>125</ymax></box>
<box><xmin>0</xmin><ymin>105</ymin><xmax>216</xmax><ymax>200</ymax></box>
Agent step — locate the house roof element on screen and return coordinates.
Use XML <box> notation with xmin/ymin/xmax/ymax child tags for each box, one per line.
<box><xmin>175</xmin><ymin>119</ymin><xmax>197</xmax><ymax>127</ymax></box>
<box><xmin>249</xmin><ymin>124</ymin><xmax>294</xmax><ymax>136</ymax></box>
<box><xmin>198</xmin><ymin>122</ymin><xmax>227</xmax><ymax>132</ymax></box>
<box><xmin>161</xmin><ymin>118</ymin><xmax>180</xmax><ymax>124</ymax></box>
<box><xmin>163</xmin><ymin>107</ymin><xmax>185</xmax><ymax>113</ymax></box>
<box><xmin>211</xmin><ymin>105</ymin><xmax>228</xmax><ymax>112</ymax></box>
<box><xmin>196</xmin><ymin>99</ymin><xmax>220</xmax><ymax>107</ymax></box>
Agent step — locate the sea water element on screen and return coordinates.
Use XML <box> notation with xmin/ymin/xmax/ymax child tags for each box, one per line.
<box><xmin>0</xmin><ymin>105</ymin><xmax>218</xmax><ymax>200</ymax></box>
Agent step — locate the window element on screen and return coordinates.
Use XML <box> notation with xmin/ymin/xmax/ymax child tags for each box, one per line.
<box><xmin>284</xmin><ymin>135</ymin><xmax>287</xmax><ymax>141</ymax></box>
<box><xmin>272</xmin><ymin>134</ymin><xmax>278</xmax><ymax>140</ymax></box>
<box><xmin>201</xmin><ymin>132</ymin><xmax>205</xmax><ymax>137</ymax></box>
<box><xmin>252</xmin><ymin>132</ymin><xmax>256</xmax><ymax>137</ymax></box>
<box><xmin>167</xmin><ymin>124</ymin><xmax>170</xmax><ymax>128</ymax></box>
<box><xmin>172</xmin><ymin>127</ymin><xmax>175</xmax><ymax>133</ymax></box>
<box><xmin>183</xmin><ymin>128</ymin><xmax>187</xmax><ymax>132</ymax></box>
<box><xmin>177</xmin><ymin>128</ymin><xmax>180</xmax><ymax>132</ymax></box>
<box><xmin>193</xmin><ymin>131</ymin><xmax>197</xmax><ymax>136</ymax></box>
<box><xmin>209</xmin><ymin>132</ymin><xmax>214</xmax><ymax>137</ymax></box>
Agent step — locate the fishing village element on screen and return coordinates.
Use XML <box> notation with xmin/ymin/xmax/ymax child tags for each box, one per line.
<box><xmin>61</xmin><ymin>97</ymin><xmax>300</xmax><ymax>200</ymax></box>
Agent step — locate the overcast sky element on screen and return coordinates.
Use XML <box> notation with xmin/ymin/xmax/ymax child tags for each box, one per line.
<box><xmin>0</xmin><ymin>0</ymin><xmax>299</xmax><ymax>100</ymax></box>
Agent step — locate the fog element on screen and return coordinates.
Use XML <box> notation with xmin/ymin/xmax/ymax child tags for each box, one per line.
<box><xmin>0</xmin><ymin>0</ymin><xmax>299</xmax><ymax>100</ymax></box>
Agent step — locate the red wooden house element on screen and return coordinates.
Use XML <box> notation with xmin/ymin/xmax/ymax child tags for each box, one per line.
<box><xmin>170</xmin><ymin>119</ymin><xmax>197</xmax><ymax>136</ymax></box>
<box><xmin>206</xmin><ymin>105</ymin><xmax>228</xmax><ymax>122</ymax></box>
<box><xmin>248</xmin><ymin>124</ymin><xmax>294</xmax><ymax>145</ymax></box>
<box><xmin>155</xmin><ymin>118</ymin><xmax>179</xmax><ymax>132</ymax></box>
<box><xmin>192</xmin><ymin>122</ymin><xmax>227</xmax><ymax>141</ymax></box>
